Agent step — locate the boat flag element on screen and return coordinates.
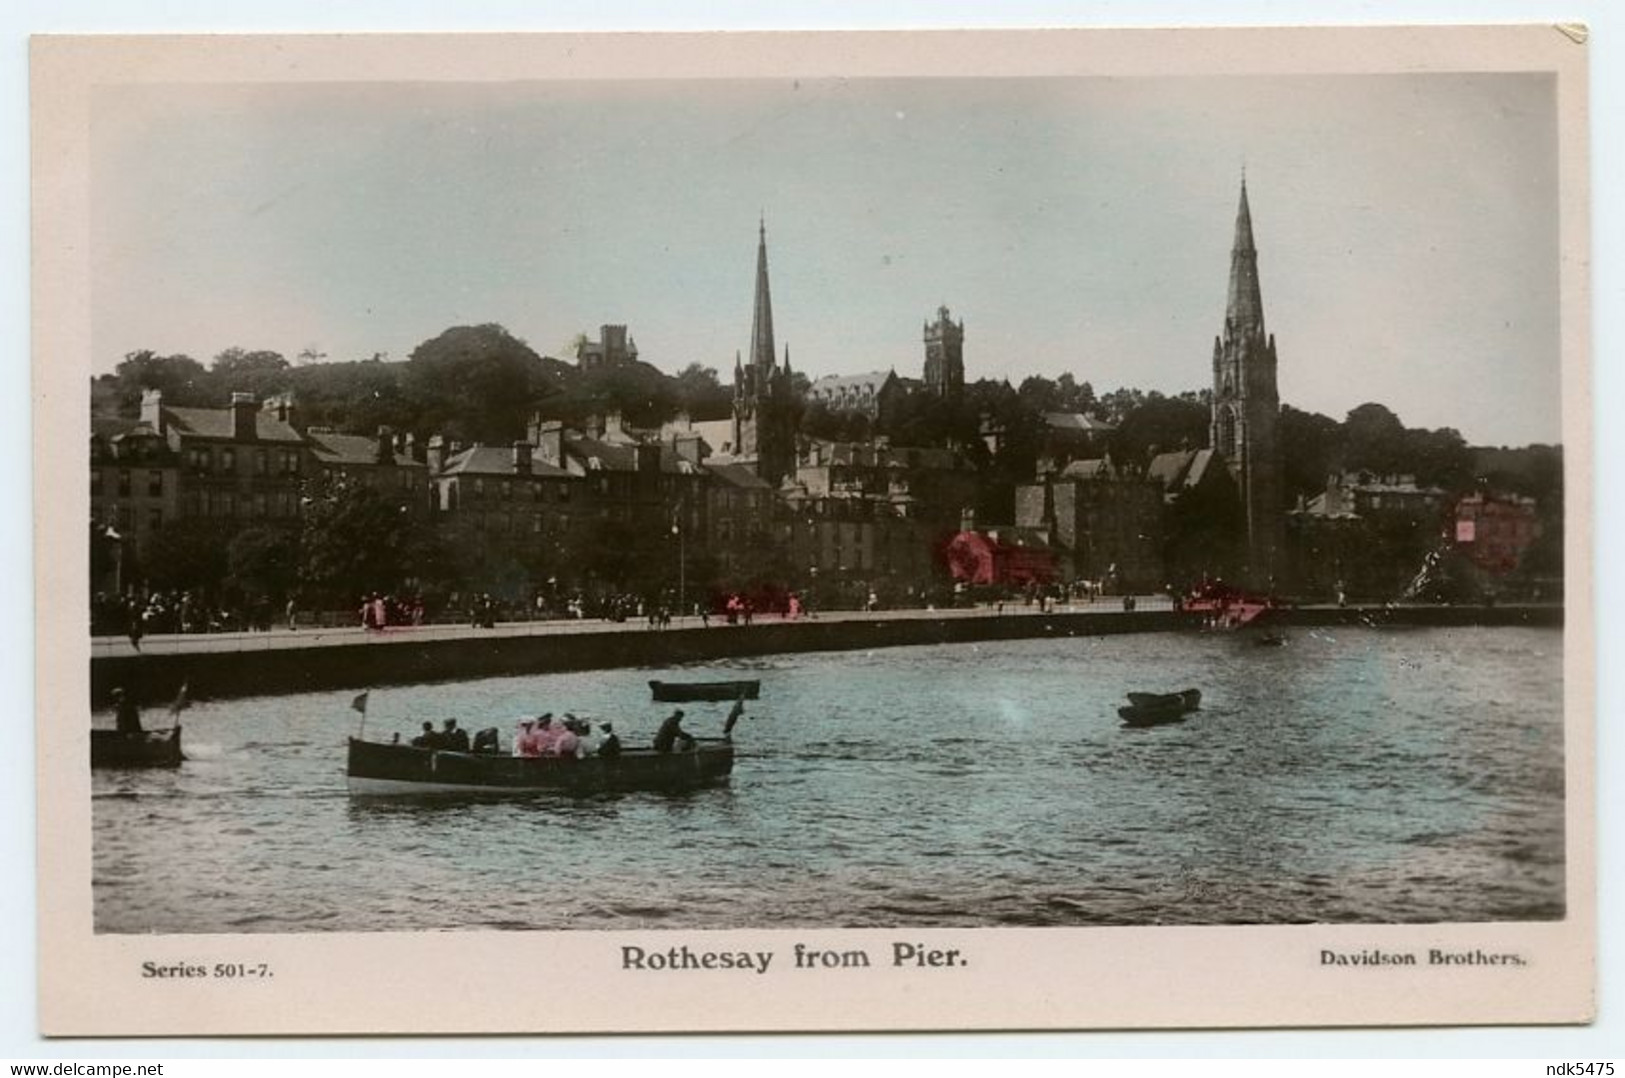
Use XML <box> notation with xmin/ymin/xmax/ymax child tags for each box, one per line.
<box><xmin>351</xmin><ymin>690</ymin><xmax>371</xmax><ymax>740</ymax></box>
<box><xmin>168</xmin><ymin>681</ymin><xmax>190</xmax><ymax>719</ymax></box>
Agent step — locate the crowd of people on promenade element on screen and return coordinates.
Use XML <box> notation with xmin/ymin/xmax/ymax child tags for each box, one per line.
<box><xmin>96</xmin><ymin>577</ymin><xmax>1177</xmax><ymax>646</ymax></box>
<box><xmin>361</xmin><ymin>593</ymin><xmax>428</xmax><ymax>631</ymax></box>
<box><xmin>92</xmin><ymin>589</ymin><xmax>285</xmax><ymax>645</ymax></box>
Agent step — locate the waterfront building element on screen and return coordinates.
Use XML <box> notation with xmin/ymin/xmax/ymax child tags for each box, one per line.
<box><xmin>1015</xmin><ymin>458</ymin><xmax>1164</xmax><ymax>591</ymax></box>
<box><xmin>1453</xmin><ymin>490</ymin><xmax>1540</xmax><ymax>577</ymax></box>
<box><xmin>1286</xmin><ymin>471</ymin><xmax>1451</xmax><ymax>600</ymax></box>
<box><xmin>730</xmin><ymin>219</ymin><xmax>799</xmax><ymax>487</ymax></box>
<box><xmin>943</xmin><ymin>522</ymin><xmax>1058</xmax><ymax>589</ymax></box>
<box><xmin>306</xmin><ymin>426</ymin><xmax>430</xmax><ymax>520</ymax></box>
<box><xmin>429</xmin><ymin>436</ymin><xmax>579</xmax><ymax>601</ymax></box>
<box><xmin>138</xmin><ymin>388</ymin><xmax>313</xmax><ymax>528</ymax></box>
<box><xmin>1147</xmin><ymin>447</ymin><xmax>1244</xmax><ymax>586</ymax></box>
<box><xmin>89</xmin><ymin>416</ymin><xmax>180</xmax><ymax>595</ymax></box>
<box><xmin>1209</xmin><ymin>176</ymin><xmax>1285</xmax><ymax>587</ymax></box>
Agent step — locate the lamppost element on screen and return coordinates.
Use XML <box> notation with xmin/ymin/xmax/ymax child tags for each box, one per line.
<box><xmin>671</xmin><ymin>516</ymin><xmax>685</xmax><ymax>618</ymax></box>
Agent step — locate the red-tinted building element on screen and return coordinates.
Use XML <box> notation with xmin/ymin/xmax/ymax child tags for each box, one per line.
<box><xmin>943</xmin><ymin>526</ymin><xmax>1058</xmax><ymax>588</ymax></box>
<box><xmin>1454</xmin><ymin>491</ymin><xmax>1540</xmax><ymax>575</ymax></box>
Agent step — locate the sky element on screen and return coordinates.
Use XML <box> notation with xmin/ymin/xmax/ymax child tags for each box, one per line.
<box><xmin>90</xmin><ymin>72</ymin><xmax>1561</xmax><ymax>446</ymax></box>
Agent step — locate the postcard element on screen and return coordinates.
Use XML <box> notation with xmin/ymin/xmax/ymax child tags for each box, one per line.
<box><xmin>33</xmin><ymin>25</ymin><xmax>1593</xmax><ymax>1035</ymax></box>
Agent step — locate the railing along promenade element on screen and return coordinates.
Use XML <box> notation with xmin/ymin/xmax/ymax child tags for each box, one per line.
<box><xmin>87</xmin><ymin>597</ymin><xmax>1560</xmax><ymax>706</ymax></box>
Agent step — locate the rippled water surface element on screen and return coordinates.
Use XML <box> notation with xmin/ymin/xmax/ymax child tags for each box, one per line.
<box><xmin>93</xmin><ymin>627</ymin><xmax>1565</xmax><ymax>932</ymax></box>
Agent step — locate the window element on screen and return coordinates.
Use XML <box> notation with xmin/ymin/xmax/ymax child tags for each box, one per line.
<box><xmin>219</xmin><ymin>492</ymin><xmax>236</xmax><ymax>518</ymax></box>
<box><xmin>501</xmin><ymin>480</ymin><xmax>512</xmax><ymax>500</ymax></box>
<box><xmin>148</xmin><ymin>508</ymin><xmax>163</xmax><ymax>531</ymax></box>
<box><xmin>253</xmin><ymin>493</ymin><xmax>267</xmax><ymax>518</ymax></box>
<box><xmin>188</xmin><ymin>447</ymin><xmax>210</xmax><ymax>473</ymax></box>
<box><xmin>280</xmin><ymin>450</ymin><xmax>301</xmax><ymax>475</ymax></box>
<box><xmin>147</xmin><ymin>471</ymin><xmax>164</xmax><ymax>497</ymax></box>
<box><xmin>117</xmin><ymin>471</ymin><xmax>131</xmax><ymax>497</ymax></box>
<box><xmin>474</xmin><ymin>478</ymin><xmax>486</xmax><ymax>498</ymax></box>
<box><xmin>221</xmin><ymin>448</ymin><xmax>236</xmax><ymax>473</ymax></box>
<box><xmin>255</xmin><ymin>449</ymin><xmax>269</xmax><ymax>476</ymax></box>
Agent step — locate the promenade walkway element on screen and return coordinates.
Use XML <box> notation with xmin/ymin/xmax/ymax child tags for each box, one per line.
<box><xmin>91</xmin><ymin>595</ymin><xmax>1181</xmax><ymax>658</ymax></box>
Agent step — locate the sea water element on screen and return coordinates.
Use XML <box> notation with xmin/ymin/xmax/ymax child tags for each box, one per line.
<box><xmin>91</xmin><ymin>626</ymin><xmax>1565</xmax><ymax>932</ymax></box>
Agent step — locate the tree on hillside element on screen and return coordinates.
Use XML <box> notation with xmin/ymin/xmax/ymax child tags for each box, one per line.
<box><xmin>1097</xmin><ymin>387</ymin><xmax>1148</xmax><ymax>425</ymax></box>
<box><xmin>1403</xmin><ymin>426</ymin><xmax>1474</xmax><ymax>491</ymax></box>
<box><xmin>1341</xmin><ymin>402</ymin><xmax>1410</xmax><ymax>477</ymax></box>
<box><xmin>673</xmin><ymin>362</ymin><xmax>730</xmax><ymax>417</ymax></box>
<box><xmin>1278</xmin><ymin>404</ymin><xmax>1343</xmax><ymax>501</ymax></box>
<box><xmin>109</xmin><ymin>351</ymin><xmax>211</xmax><ymax>414</ymax></box>
<box><xmin>404</xmin><ymin>324</ymin><xmax>556</xmax><ymax>444</ymax></box>
<box><xmin>1109</xmin><ymin>394</ymin><xmax>1208</xmax><ymax>466</ymax></box>
<box><xmin>211</xmin><ymin>348</ymin><xmax>292</xmax><ymax>399</ymax></box>
<box><xmin>285</xmin><ymin>359</ymin><xmax>415</xmax><ymax>436</ymax></box>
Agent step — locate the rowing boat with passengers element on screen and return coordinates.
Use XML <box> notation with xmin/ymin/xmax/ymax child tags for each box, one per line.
<box><xmin>345</xmin><ymin>736</ymin><xmax>735</xmax><ymax>797</ymax></box>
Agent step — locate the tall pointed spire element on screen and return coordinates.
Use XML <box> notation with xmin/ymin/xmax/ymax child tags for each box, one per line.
<box><xmin>1226</xmin><ymin>176</ymin><xmax>1265</xmax><ymax>339</ymax></box>
<box><xmin>749</xmin><ymin>217</ymin><xmax>776</xmax><ymax>372</ymax></box>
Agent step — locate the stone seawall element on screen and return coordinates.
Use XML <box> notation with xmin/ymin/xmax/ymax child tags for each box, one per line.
<box><xmin>89</xmin><ymin>604</ymin><xmax>1561</xmax><ymax>707</ymax></box>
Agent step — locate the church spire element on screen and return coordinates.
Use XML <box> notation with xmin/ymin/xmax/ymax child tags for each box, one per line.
<box><xmin>1226</xmin><ymin>176</ymin><xmax>1265</xmax><ymax>339</ymax></box>
<box><xmin>749</xmin><ymin>217</ymin><xmax>776</xmax><ymax>372</ymax></box>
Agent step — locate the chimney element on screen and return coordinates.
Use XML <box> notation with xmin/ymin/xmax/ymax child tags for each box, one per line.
<box><xmin>427</xmin><ymin>435</ymin><xmax>447</xmax><ymax>474</ymax></box>
<box><xmin>262</xmin><ymin>392</ymin><xmax>297</xmax><ymax>429</ymax></box>
<box><xmin>403</xmin><ymin>432</ymin><xmax>420</xmax><ymax>462</ymax></box>
<box><xmin>635</xmin><ymin>443</ymin><xmax>661</xmax><ymax>475</ymax></box>
<box><xmin>535</xmin><ymin>421</ymin><xmax>564</xmax><ymax>467</ymax></box>
<box><xmin>513</xmin><ymin>441</ymin><xmax>533</xmax><ymax>475</ymax></box>
<box><xmin>376</xmin><ymin>426</ymin><xmax>394</xmax><ymax>464</ymax></box>
<box><xmin>140</xmin><ymin>389</ymin><xmax>165</xmax><ymax>434</ymax></box>
<box><xmin>230</xmin><ymin>392</ymin><xmax>257</xmax><ymax>441</ymax></box>
<box><xmin>673</xmin><ymin>434</ymin><xmax>703</xmax><ymax>465</ymax></box>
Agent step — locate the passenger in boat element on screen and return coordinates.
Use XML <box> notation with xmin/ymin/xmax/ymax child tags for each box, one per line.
<box><xmin>472</xmin><ymin>727</ymin><xmax>501</xmax><ymax>754</ymax></box>
<box><xmin>441</xmin><ymin>719</ymin><xmax>470</xmax><ymax>753</ymax></box>
<box><xmin>572</xmin><ymin>717</ymin><xmax>599</xmax><ymax>757</ymax></box>
<box><xmin>653</xmin><ymin>709</ymin><xmax>695</xmax><ymax>753</ymax></box>
<box><xmin>552</xmin><ymin>720</ymin><xmax>580</xmax><ymax>760</ymax></box>
<box><xmin>533</xmin><ymin>714</ymin><xmax>560</xmax><ymax>755</ymax></box>
<box><xmin>513</xmin><ymin>718</ymin><xmax>537</xmax><ymax>757</ymax></box>
<box><xmin>111</xmin><ymin>687</ymin><xmax>142</xmax><ymax>735</ymax></box>
<box><xmin>597</xmin><ymin>722</ymin><xmax>622</xmax><ymax>759</ymax></box>
<box><xmin>411</xmin><ymin>720</ymin><xmax>440</xmax><ymax>749</ymax></box>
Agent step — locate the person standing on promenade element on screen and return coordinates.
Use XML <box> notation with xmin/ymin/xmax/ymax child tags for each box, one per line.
<box><xmin>125</xmin><ymin>598</ymin><xmax>144</xmax><ymax>651</ymax></box>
